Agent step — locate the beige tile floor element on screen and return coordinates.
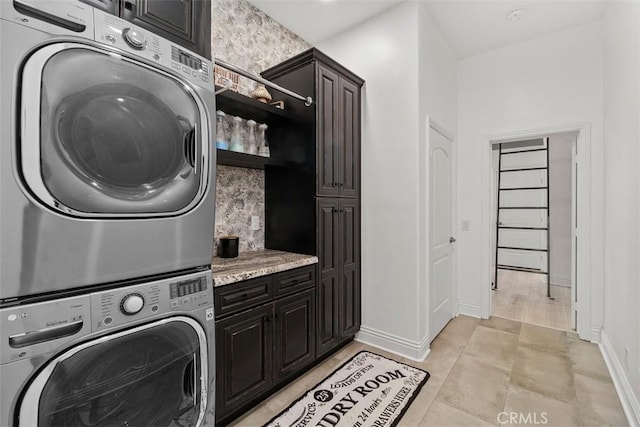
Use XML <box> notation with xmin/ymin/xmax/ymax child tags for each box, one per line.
<box><xmin>492</xmin><ymin>270</ymin><xmax>572</xmax><ymax>331</ymax></box>
<box><xmin>229</xmin><ymin>316</ymin><xmax>628</xmax><ymax>426</ymax></box>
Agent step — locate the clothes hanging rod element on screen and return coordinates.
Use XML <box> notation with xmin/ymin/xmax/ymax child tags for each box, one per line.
<box><xmin>215</xmin><ymin>58</ymin><xmax>313</xmax><ymax>107</ymax></box>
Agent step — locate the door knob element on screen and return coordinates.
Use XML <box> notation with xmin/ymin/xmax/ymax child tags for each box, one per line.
<box><xmin>450</xmin><ymin>237</ymin><xmax>456</xmax><ymax>243</ymax></box>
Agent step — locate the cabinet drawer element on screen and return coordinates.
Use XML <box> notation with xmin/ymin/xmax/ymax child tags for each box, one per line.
<box><xmin>215</xmin><ymin>276</ymin><xmax>273</xmax><ymax>319</ymax></box>
<box><xmin>274</xmin><ymin>265</ymin><xmax>316</xmax><ymax>297</ymax></box>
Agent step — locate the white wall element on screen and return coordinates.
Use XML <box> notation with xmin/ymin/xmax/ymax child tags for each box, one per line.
<box><xmin>317</xmin><ymin>1</ymin><xmax>457</xmax><ymax>359</ymax></box>
<box><xmin>318</xmin><ymin>2</ymin><xmax>422</xmax><ymax>358</ymax></box>
<box><xmin>417</xmin><ymin>1</ymin><xmax>458</xmax><ymax>343</ymax></box>
<box><xmin>457</xmin><ymin>21</ymin><xmax>604</xmax><ymax>333</ymax></box>
<box><xmin>548</xmin><ymin>134</ymin><xmax>573</xmax><ymax>286</ymax></box>
<box><xmin>602</xmin><ymin>1</ymin><xmax>640</xmax><ymax>422</ymax></box>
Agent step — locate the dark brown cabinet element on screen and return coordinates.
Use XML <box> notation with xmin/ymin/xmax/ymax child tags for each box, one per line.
<box><xmin>316</xmin><ymin>199</ymin><xmax>340</xmax><ymax>354</ymax></box>
<box><xmin>274</xmin><ymin>290</ymin><xmax>315</xmax><ymax>381</ymax></box>
<box><xmin>214</xmin><ymin>266</ymin><xmax>316</xmax><ymax>425</ymax></box>
<box><xmin>81</xmin><ymin>0</ymin><xmax>211</xmax><ymax>58</ymax></box>
<box><xmin>262</xmin><ymin>49</ymin><xmax>363</xmax><ymax>359</ymax></box>
<box><xmin>316</xmin><ymin>64</ymin><xmax>361</xmax><ymax>198</ymax></box>
<box><xmin>339</xmin><ymin>199</ymin><xmax>360</xmax><ymax>337</ymax></box>
<box><xmin>316</xmin><ymin>198</ymin><xmax>360</xmax><ymax>357</ymax></box>
<box><xmin>216</xmin><ymin>304</ymin><xmax>273</xmax><ymax>416</ymax></box>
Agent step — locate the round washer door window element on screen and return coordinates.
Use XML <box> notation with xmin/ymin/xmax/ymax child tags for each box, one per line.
<box><xmin>55</xmin><ymin>82</ymin><xmax>185</xmax><ymax>192</ymax></box>
<box><xmin>19</xmin><ymin>319</ymin><xmax>208</xmax><ymax>427</ymax></box>
<box><xmin>21</xmin><ymin>45</ymin><xmax>209</xmax><ymax>216</ymax></box>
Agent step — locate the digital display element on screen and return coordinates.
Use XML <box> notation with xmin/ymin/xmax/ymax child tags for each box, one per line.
<box><xmin>170</xmin><ymin>277</ymin><xmax>207</xmax><ymax>299</ymax></box>
<box><xmin>172</xmin><ymin>46</ymin><xmax>202</xmax><ymax>70</ymax></box>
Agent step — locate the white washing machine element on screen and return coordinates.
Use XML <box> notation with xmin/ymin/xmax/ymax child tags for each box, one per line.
<box><xmin>0</xmin><ymin>0</ymin><xmax>217</xmax><ymax>302</ymax></box>
<box><xmin>0</xmin><ymin>270</ymin><xmax>215</xmax><ymax>426</ymax></box>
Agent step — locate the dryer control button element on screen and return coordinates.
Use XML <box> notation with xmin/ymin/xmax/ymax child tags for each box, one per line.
<box><xmin>121</xmin><ymin>293</ymin><xmax>145</xmax><ymax>315</ymax></box>
<box><xmin>122</xmin><ymin>28</ymin><xmax>146</xmax><ymax>50</ymax></box>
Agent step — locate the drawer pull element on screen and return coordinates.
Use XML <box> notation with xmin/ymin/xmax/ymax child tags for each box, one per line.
<box><xmin>226</xmin><ymin>290</ymin><xmax>261</xmax><ymax>305</ymax></box>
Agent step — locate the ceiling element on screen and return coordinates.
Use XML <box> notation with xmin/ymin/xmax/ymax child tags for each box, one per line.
<box><xmin>247</xmin><ymin>0</ymin><xmax>606</xmax><ymax>58</ymax></box>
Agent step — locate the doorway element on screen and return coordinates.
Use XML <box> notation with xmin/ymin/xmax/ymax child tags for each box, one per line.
<box><xmin>490</xmin><ymin>132</ymin><xmax>577</xmax><ymax>331</ymax></box>
<box><xmin>481</xmin><ymin>123</ymin><xmax>595</xmax><ymax>341</ymax></box>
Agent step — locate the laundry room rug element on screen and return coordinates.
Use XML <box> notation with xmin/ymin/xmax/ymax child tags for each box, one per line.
<box><xmin>265</xmin><ymin>351</ymin><xmax>430</xmax><ymax>427</ymax></box>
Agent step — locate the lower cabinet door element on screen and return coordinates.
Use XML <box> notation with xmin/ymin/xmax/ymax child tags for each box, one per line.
<box><xmin>316</xmin><ymin>198</ymin><xmax>341</xmax><ymax>357</ymax></box>
<box><xmin>339</xmin><ymin>198</ymin><xmax>361</xmax><ymax>338</ymax></box>
<box><xmin>274</xmin><ymin>289</ymin><xmax>315</xmax><ymax>381</ymax></box>
<box><xmin>316</xmin><ymin>274</ymin><xmax>340</xmax><ymax>357</ymax></box>
<box><xmin>216</xmin><ymin>304</ymin><xmax>273</xmax><ymax>419</ymax></box>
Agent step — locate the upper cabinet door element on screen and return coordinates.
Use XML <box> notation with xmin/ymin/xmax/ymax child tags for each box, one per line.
<box><xmin>122</xmin><ymin>0</ymin><xmax>211</xmax><ymax>58</ymax></box>
<box><xmin>339</xmin><ymin>77</ymin><xmax>360</xmax><ymax>198</ymax></box>
<box><xmin>316</xmin><ymin>64</ymin><xmax>340</xmax><ymax>197</ymax></box>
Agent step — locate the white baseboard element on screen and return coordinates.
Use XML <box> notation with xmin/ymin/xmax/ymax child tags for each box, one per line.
<box><xmin>600</xmin><ymin>330</ymin><xmax>640</xmax><ymax>427</ymax></box>
<box><xmin>590</xmin><ymin>326</ymin><xmax>602</xmax><ymax>343</ymax></box>
<box><xmin>355</xmin><ymin>326</ymin><xmax>430</xmax><ymax>362</ymax></box>
<box><xmin>457</xmin><ymin>302</ymin><xmax>482</xmax><ymax>318</ymax></box>
<box><xmin>550</xmin><ymin>274</ymin><xmax>571</xmax><ymax>287</ymax></box>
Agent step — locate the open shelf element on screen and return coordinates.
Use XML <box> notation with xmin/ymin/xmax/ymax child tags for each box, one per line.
<box><xmin>215</xmin><ymin>87</ymin><xmax>293</xmax><ymax>123</ymax></box>
<box><xmin>216</xmin><ymin>149</ymin><xmax>295</xmax><ymax>170</ymax></box>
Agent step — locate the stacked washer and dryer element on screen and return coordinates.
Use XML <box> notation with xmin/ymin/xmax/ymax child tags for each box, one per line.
<box><xmin>0</xmin><ymin>0</ymin><xmax>217</xmax><ymax>425</ymax></box>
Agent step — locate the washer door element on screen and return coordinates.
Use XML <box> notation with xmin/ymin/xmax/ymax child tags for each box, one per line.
<box><xmin>20</xmin><ymin>43</ymin><xmax>210</xmax><ymax>217</ymax></box>
<box><xmin>18</xmin><ymin>317</ymin><xmax>209</xmax><ymax>427</ymax></box>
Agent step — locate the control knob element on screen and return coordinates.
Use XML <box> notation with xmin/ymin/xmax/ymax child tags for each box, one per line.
<box><xmin>122</xmin><ymin>28</ymin><xmax>146</xmax><ymax>50</ymax></box>
<box><xmin>120</xmin><ymin>293</ymin><xmax>145</xmax><ymax>315</ymax></box>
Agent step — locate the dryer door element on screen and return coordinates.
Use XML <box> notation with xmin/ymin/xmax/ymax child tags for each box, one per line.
<box><xmin>18</xmin><ymin>317</ymin><xmax>209</xmax><ymax>427</ymax></box>
<box><xmin>20</xmin><ymin>43</ymin><xmax>211</xmax><ymax>217</ymax></box>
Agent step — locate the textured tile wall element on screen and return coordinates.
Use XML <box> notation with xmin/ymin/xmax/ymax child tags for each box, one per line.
<box><xmin>213</xmin><ymin>165</ymin><xmax>264</xmax><ymax>255</ymax></box>
<box><xmin>211</xmin><ymin>0</ymin><xmax>311</xmax><ymax>254</ymax></box>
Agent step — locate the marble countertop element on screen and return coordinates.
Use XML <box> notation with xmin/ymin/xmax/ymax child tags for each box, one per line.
<box><xmin>211</xmin><ymin>249</ymin><xmax>318</xmax><ymax>287</ymax></box>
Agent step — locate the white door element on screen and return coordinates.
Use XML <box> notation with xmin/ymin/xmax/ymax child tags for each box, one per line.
<box><xmin>429</xmin><ymin>125</ymin><xmax>454</xmax><ymax>341</ymax></box>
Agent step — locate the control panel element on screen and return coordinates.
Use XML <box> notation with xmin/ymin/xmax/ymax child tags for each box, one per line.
<box><xmin>0</xmin><ymin>271</ymin><xmax>213</xmax><ymax>365</ymax></box>
<box><xmin>92</xmin><ymin>8</ymin><xmax>212</xmax><ymax>91</ymax></box>
<box><xmin>0</xmin><ymin>295</ymin><xmax>92</xmax><ymax>365</ymax></box>
<box><xmin>90</xmin><ymin>272</ymin><xmax>213</xmax><ymax>332</ymax></box>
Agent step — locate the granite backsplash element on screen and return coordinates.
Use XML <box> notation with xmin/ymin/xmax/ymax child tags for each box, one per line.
<box><xmin>213</xmin><ymin>165</ymin><xmax>264</xmax><ymax>255</ymax></box>
<box><xmin>212</xmin><ymin>0</ymin><xmax>311</xmax><ymax>96</ymax></box>
<box><xmin>211</xmin><ymin>0</ymin><xmax>311</xmax><ymax>254</ymax></box>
